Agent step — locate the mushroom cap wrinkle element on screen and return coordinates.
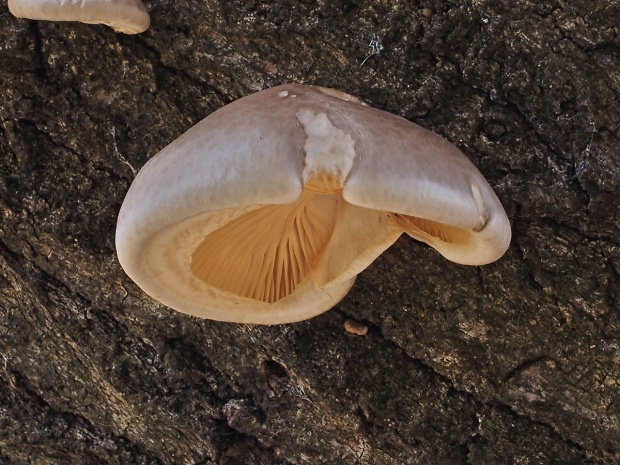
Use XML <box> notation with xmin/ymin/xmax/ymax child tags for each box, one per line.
<box><xmin>116</xmin><ymin>84</ymin><xmax>511</xmax><ymax>324</ymax></box>
<box><xmin>8</xmin><ymin>0</ymin><xmax>150</xmax><ymax>34</ymax></box>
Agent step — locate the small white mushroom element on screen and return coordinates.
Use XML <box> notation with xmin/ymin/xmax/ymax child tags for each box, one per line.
<box><xmin>116</xmin><ymin>84</ymin><xmax>511</xmax><ymax>324</ymax></box>
<box><xmin>8</xmin><ymin>0</ymin><xmax>150</xmax><ymax>34</ymax></box>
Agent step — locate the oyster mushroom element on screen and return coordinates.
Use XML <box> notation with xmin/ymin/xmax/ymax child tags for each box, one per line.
<box><xmin>8</xmin><ymin>0</ymin><xmax>150</xmax><ymax>34</ymax></box>
<box><xmin>116</xmin><ymin>84</ymin><xmax>511</xmax><ymax>324</ymax></box>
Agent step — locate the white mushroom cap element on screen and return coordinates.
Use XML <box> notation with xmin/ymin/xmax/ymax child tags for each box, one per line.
<box><xmin>8</xmin><ymin>0</ymin><xmax>150</xmax><ymax>34</ymax></box>
<box><xmin>116</xmin><ymin>84</ymin><xmax>511</xmax><ymax>324</ymax></box>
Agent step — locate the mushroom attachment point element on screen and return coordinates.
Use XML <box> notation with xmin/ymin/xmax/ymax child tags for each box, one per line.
<box><xmin>116</xmin><ymin>84</ymin><xmax>511</xmax><ymax>324</ymax></box>
<box><xmin>8</xmin><ymin>0</ymin><xmax>150</xmax><ymax>34</ymax></box>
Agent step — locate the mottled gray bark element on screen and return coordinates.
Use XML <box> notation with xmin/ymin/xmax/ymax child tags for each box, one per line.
<box><xmin>1</xmin><ymin>1</ymin><xmax>619</xmax><ymax>464</ymax></box>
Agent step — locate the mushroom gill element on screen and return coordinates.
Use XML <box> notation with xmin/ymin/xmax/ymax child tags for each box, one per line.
<box><xmin>190</xmin><ymin>176</ymin><xmax>341</xmax><ymax>303</ymax></box>
<box><xmin>189</xmin><ymin>175</ymin><xmax>474</xmax><ymax>304</ymax></box>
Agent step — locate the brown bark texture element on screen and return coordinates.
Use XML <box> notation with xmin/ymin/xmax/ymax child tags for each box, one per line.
<box><xmin>1</xmin><ymin>1</ymin><xmax>620</xmax><ymax>464</ymax></box>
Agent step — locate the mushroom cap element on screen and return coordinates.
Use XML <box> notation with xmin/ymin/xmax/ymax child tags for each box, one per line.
<box><xmin>8</xmin><ymin>0</ymin><xmax>150</xmax><ymax>34</ymax></box>
<box><xmin>116</xmin><ymin>84</ymin><xmax>511</xmax><ymax>324</ymax></box>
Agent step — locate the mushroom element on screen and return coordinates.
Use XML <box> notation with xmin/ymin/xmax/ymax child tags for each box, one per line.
<box><xmin>8</xmin><ymin>0</ymin><xmax>150</xmax><ymax>34</ymax></box>
<box><xmin>116</xmin><ymin>84</ymin><xmax>511</xmax><ymax>324</ymax></box>
<box><xmin>344</xmin><ymin>319</ymin><xmax>369</xmax><ymax>336</ymax></box>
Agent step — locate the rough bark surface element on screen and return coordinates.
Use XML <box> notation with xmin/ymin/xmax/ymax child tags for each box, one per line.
<box><xmin>1</xmin><ymin>1</ymin><xmax>619</xmax><ymax>464</ymax></box>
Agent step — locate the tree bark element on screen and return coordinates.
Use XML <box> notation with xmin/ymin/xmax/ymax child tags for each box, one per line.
<box><xmin>1</xmin><ymin>1</ymin><xmax>619</xmax><ymax>464</ymax></box>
